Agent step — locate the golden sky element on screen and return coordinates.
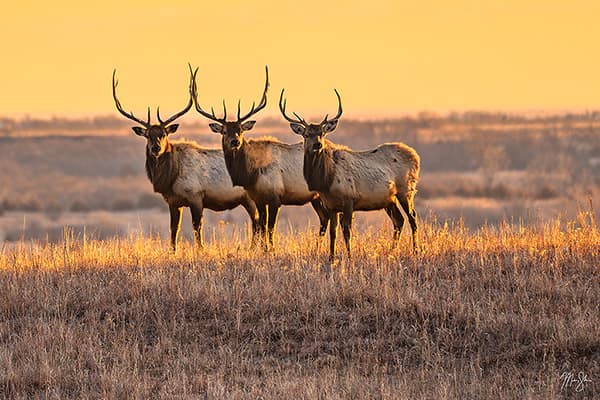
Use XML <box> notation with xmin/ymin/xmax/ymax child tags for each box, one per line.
<box><xmin>2</xmin><ymin>0</ymin><xmax>600</xmax><ymax>118</ymax></box>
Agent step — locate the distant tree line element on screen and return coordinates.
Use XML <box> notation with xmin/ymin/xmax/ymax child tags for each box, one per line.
<box><xmin>1</xmin><ymin>110</ymin><xmax>599</xmax><ymax>134</ymax></box>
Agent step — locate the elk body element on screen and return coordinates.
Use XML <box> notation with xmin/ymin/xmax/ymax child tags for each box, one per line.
<box><xmin>112</xmin><ymin>68</ymin><xmax>259</xmax><ymax>252</ymax></box>
<box><xmin>191</xmin><ymin>67</ymin><xmax>329</xmax><ymax>249</ymax></box>
<box><xmin>279</xmin><ymin>89</ymin><xmax>420</xmax><ymax>260</ymax></box>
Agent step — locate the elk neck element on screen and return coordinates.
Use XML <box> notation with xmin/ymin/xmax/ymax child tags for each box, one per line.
<box><xmin>303</xmin><ymin>145</ymin><xmax>336</xmax><ymax>192</ymax></box>
<box><xmin>145</xmin><ymin>141</ymin><xmax>179</xmax><ymax>195</ymax></box>
<box><xmin>222</xmin><ymin>140</ymin><xmax>259</xmax><ymax>189</ymax></box>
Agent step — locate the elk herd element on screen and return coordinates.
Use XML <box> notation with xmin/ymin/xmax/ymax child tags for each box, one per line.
<box><xmin>112</xmin><ymin>65</ymin><xmax>420</xmax><ymax>261</ymax></box>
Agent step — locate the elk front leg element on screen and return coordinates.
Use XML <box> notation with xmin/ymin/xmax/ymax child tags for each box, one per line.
<box><xmin>267</xmin><ymin>203</ymin><xmax>281</xmax><ymax>250</ymax></box>
<box><xmin>190</xmin><ymin>203</ymin><xmax>204</xmax><ymax>248</ymax></box>
<box><xmin>169</xmin><ymin>205</ymin><xmax>183</xmax><ymax>253</ymax></box>
<box><xmin>257</xmin><ymin>204</ymin><xmax>268</xmax><ymax>251</ymax></box>
<box><xmin>329</xmin><ymin>212</ymin><xmax>339</xmax><ymax>262</ymax></box>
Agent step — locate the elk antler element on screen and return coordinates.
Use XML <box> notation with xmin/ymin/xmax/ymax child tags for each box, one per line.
<box><xmin>237</xmin><ymin>65</ymin><xmax>270</xmax><ymax>122</ymax></box>
<box><xmin>322</xmin><ymin>89</ymin><xmax>343</xmax><ymax>125</ymax></box>
<box><xmin>156</xmin><ymin>66</ymin><xmax>196</xmax><ymax>126</ymax></box>
<box><xmin>190</xmin><ymin>65</ymin><xmax>227</xmax><ymax>124</ymax></box>
<box><xmin>112</xmin><ymin>69</ymin><xmax>151</xmax><ymax>127</ymax></box>
<box><xmin>278</xmin><ymin>89</ymin><xmax>307</xmax><ymax>126</ymax></box>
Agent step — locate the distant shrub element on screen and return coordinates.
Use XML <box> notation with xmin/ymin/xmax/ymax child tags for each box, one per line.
<box><xmin>70</xmin><ymin>200</ymin><xmax>91</xmax><ymax>212</ymax></box>
<box><xmin>487</xmin><ymin>183</ymin><xmax>512</xmax><ymax>199</ymax></box>
<box><xmin>112</xmin><ymin>197</ymin><xmax>136</xmax><ymax>211</ymax></box>
<box><xmin>535</xmin><ymin>184</ymin><xmax>558</xmax><ymax>200</ymax></box>
<box><xmin>137</xmin><ymin>193</ymin><xmax>164</xmax><ymax>209</ymax></box>
<box><xmin>119</xmin><ymin>164</ymin><xmax>140</xmax><ymax>177</ymax></box>
<box><xmin>22</xmin><ymin>197</ymin><xmax>43</xmax><ymax>212</ymax></box>
<box><xmin>44</xmin><ymin>200</ymin><xmax>64</xmax><ymax>221</ymax></box>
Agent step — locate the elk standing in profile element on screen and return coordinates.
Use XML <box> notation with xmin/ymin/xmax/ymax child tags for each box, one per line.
<box><xmin>190</xmin><ymin>67</ymin><xmax>329</xmax><ymax>250</ymax></box>
<box><xmin>112</xmin><ymin>67</ymin><xmax>259</xmax><ymax>252</ymax></box>
<box><xmin>279</xmin><ymin>89</ymin><xmax>420</xmax><ymax>261</ymax></box>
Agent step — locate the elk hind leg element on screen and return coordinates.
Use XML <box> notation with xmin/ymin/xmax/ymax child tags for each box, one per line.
<box><xmin>340</xmin><ymin>210</ymin><xmax>354</xmax><ymax>259</ymax></box>
<box><xmin>310</xmin><ymin>199</ymin><xmax>330</xmax><ymax>236</ymax></box>
<box><xmin>385</xmin><ymin>203</ymin><xmax>405</xmax><ymax>245</ymax></box>
<box><xmin>241</xmin><ymin>196</ymin><xmax>260</xmax><ymax>248</ymax></box>
<box><xmin>398</xmin><ymin>195</ymin><xmax>419</xmax><ymax>252</ymax></box>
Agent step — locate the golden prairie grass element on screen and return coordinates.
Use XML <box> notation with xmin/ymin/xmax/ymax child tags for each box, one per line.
<box><xmin>0</xmin><ymin>214</ymin><xmax>598</xmax><ymax>399</ymax></box>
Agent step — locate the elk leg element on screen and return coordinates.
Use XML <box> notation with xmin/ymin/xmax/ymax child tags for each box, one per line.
<box><xmin>310</xmin><ymin>199</ymin><xmax>329</xmax><ymax>236</ymax></box>
<box><xmin>190</xmin><ymin>203</ymin><xmax>204</xmax><ymax>248</ymax></box>
<box><xmin>241</xmin><ymin>196</ymin><xmax>260</xmax><ymax>249</ymax></box>
<box><xmin>329</xmin><ymin>212</ymin><xmax>339</xmax><ymax>262</ymax></box>
<box><xmin>257</xmin><ymin>204</ymin><xmax>268</xmax><ymax>250</ymax></box>
<box><xmin>398</xmin><ymin>195</ymin><xmax>419</xmax><ymax>252</ymax></box>
<box><xmin>341</xmin><ymin>208</ymin><xmax>354</xmax><ymax>259</ymax></box>
<box><xmin>169</xmin><ymin>205</ymin><xmax>183</xmax><ymax>253</ymax></box>
<box><xmin>386</xmin><ymin>203</ymin><xmax>405</xmax><ymax>244</ymax></box>
<box><xmin>267</xmin><ymin>203</ymin><xmax>280</xmax><ymax>250</ymax></box>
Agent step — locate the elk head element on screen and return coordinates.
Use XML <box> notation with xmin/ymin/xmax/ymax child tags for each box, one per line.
<box><xmin>112</xmin><ymin>67</ymin><xmax>197</xmax><ymax>157</ymax></box>
<box><xmin>278</xmin><ymin>89</ymin><xmax>343</xmax><ymax>154</ymax></box>
<box><xmin>190</xmin><ymin>66</ymin><xmax>269</xmax><ymax>152</ymax></box>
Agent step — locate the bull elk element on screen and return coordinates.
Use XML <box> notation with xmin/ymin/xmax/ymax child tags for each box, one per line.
<box><xmin>190</xmin><ymin>67</ymin><xmax>329</xmax><ymax>250</ymax></box>
<box><xmin>112</xmin><ymin>67</ymin><xmax>259</xmax><ymax>252</ymax></box>
<box><xmin>279</xmin><ymin>89</ymin><xmax>420</xmax><ymax>260</ymax></box>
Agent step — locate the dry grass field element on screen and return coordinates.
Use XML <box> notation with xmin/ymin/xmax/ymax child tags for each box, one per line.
<box><xmin>0</xmin><ymin>212</ymin><xmax>598</xmax><ymax>399</ymax></box>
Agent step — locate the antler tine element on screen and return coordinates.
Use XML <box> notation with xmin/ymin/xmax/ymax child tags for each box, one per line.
<box><xmin>112</xmin><ymin>69</ymin><xmax>151</xmax><ymax>127</ymax></box>
<box><xmin>293</xmin><ymin>112</ymin><xmax>307</xmax><ymax>124</ymax></box>
<box><xmin>238</xmin><ymin>65</ymin><xmax>270</xmax><ymax>122</ymax></box>
<box><xmin>331</xmin><ymin>88</ymin><xmax>343</xmax><ymax>121</ymax></box>
<box><xmin>190</xmin><ymin>66</ymin><xmax>227</xmax><ymax>124</ymax></box>
<box><xmin>278</xmin><ymin>88</ymin><xmax>307</xmax><ymax>125</ymax></box>
<box><xmin>321</xmin><ymin>89</ymin><xmax>343</xmax><ymax>125</ymax></box>
<box><xmin>157</xmin><ymin>68</ymin><xmax>195</xmax><ymax>126</ymax></box>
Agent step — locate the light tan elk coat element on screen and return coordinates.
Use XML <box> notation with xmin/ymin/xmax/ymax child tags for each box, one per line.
<box><xmin>112</xmin><ymin>68</ymin><xmax>259</xmax><ymax>252</ymax></box>
<box><xmin>190</xmin><ymin>67</ymin><xmax>329</xmax><ymax>249</ymax></box>
<box><xmin>279</xmin><ymin>89</ymin><xmax>420</xmax><ymax>260</ymax></box>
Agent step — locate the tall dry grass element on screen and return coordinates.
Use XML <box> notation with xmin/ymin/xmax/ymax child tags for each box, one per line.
<box><xmin>0</xmin><ymin>213</ymin><xmax>598</xmax><ymax>399</ymax></box>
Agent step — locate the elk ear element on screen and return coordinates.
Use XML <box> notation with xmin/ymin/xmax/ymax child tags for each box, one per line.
<box><xmin>132</xmin><ymin>126</ymin><xmax>147</xmax><ymax>137</ymax></box>
<box><xmin>209</xmin><ymin>123</ymin><xmax>224</xmax><ymax>134</ymax></box>
<box><xmin>323</xmin><ymin>119</ymin><xmax>338</xmax><ymax>134</ymax></box>
<box><xmin>290</xmin><ymin>123</ymin><xmax>306</xmax><ymax>136</ymax></box>
<box><xmin>241</xmin><ymin>120</ymin><xmax>256</xmax><ymax>131</ymax></box>
<box><xmin>166</xmin><ymin>124</ymin><xmax>179</xmax><ymax>135</ymax></box>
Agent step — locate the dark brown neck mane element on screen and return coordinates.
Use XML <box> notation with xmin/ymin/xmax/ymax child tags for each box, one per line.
<box><xmin>222</xmin><ymin>140</ymin><xmax>259</xmax><ymax>188</ymax></box>
<box><xmin>304</xmin><ymin>145</ymin><xmax>336</xmax><ymax>192</ymax></box>
<box><xmin>145</xmin><ymin>142</ymin><xmax>179</xmax><ymax>196</ymax></box>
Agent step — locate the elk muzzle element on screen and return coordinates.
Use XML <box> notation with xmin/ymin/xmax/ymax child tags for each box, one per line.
<box><xmin>226</xmin><ymin>136</ymin><xmax>244</xmax><ymax>151</ymax></box>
